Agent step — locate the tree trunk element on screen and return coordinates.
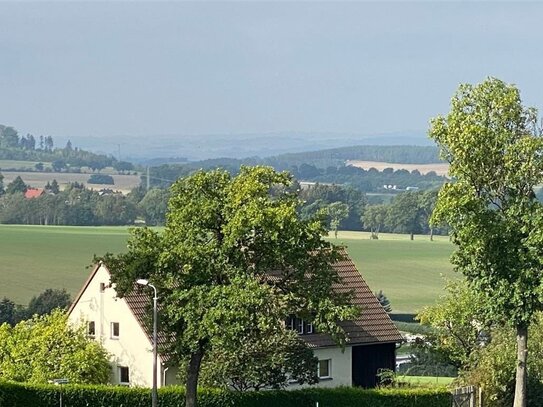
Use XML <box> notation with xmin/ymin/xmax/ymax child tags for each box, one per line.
<box><xmin>430</xmin><ymin>227</ymin><xmax>434</xmax><ymax>241</ymax></box>
<box><xmin>185</xmin><ymin>345</ymin><xmax>205</xmax><ymax>407</ymax></box>
<box><xmin>513</xmin><ymin>324</ymin><xmax>528</xmax><ymax>407</ymax></box>
<box><xmin>410</xmin><ymin>232</ymin><xmax>414</xmax><ymax>240</ymax></box>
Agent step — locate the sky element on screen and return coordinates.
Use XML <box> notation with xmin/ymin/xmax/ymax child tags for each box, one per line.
<box><xmin>1</xmin><ymin>1</ymin><xmax>543</xmax><ymax>142</ymax></box>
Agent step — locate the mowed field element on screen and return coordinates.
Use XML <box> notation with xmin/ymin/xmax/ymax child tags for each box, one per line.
<box><xmin>0</xmin><ymin>226</ymin><xmax>456</xmax><ymax>312</ymax></box>
<box><xmin>1</xmin><ymin>171</ymin><xmax>141</xmax><ymax>194</ymax></box>
<box><xmin>328</xmin><ymin>231</ymin><xmax>456</xmax><ymax>313</ymax></box>
<box><xmin>0</xmin><ymin>225</ymin><xmax>129</xmax><ymax>304</ymax></box>
<box><xmin>346</xmin><ymin>160</ymin><xmax>450</xmax><ymax>176</ymax></box>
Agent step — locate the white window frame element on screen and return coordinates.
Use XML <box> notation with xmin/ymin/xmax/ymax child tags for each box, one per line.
<box><xmin>119</xmin><ymin>366</ymin><xmax>130</xmax><ymax>385</ymax></box>
<box><xmin>318</xmin><ymin>359</ymin><xmax>332</xmax><ymax>379</ymax></box>
<box><xmin>297</xmin><ymin>318</ymin><xmax>304</xmax><ymax>334</ymax></box>
<box><xmin>111</xmin><ymin>322</ymin><xmax>120</xmax><ymax>339</ymax></box>
<box><xmin>306</xmin><ymin>321</ymin><xmax>314</xmax><ymax>334</ymax></box>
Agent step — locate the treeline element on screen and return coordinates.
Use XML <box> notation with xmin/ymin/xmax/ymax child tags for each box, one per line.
<box><xmin>0</xmin><ymin>288</ymin><xmax>71</xmax><ymax>326</ymax></box>
<box><xmin>0</xmin><ymin>174</ymin><xmax>169</xmax><ymax>226</ymax></box>
<box><xmin>265</xmin><ymin>145</ymin><xmax>442</xmax><ymax>168</ymax></box>
<box><xmin>148</xmin><ymin>160</ymin><xmax>446</xmax><ymax>193</ymax></box>
<box><xmin>0</xmin><ymin>124</ymin><xmax>134</xmax><ymax>172</ymax></box>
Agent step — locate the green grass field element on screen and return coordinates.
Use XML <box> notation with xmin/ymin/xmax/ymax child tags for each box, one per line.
<box><xmin>329</xmin><ymin>231</ymin><xmax>456</xmax><ymax>313</ymax></box>
<box><xmin>0</xmin><ymin>226</ymin><xmax>457</xmax><ymax>312</ymax></box>
<box><xmin>0</xmin><ymin>160</ymin><xmax>51</xmax><ymax>170</ymax></box>
<box><xmin>0</xmin><ymin>225</ymin><xmax>129</xmax><ymax>304</ymax></box>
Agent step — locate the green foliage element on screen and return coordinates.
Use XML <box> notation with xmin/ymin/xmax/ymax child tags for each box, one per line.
<box><xmin>429</xmin><ymin>77</ymin><xmax>543</xmax><ymax>327</ymax></box>
<box><xmin>0</xmin><ymin>310</ymin><xmax>110</xmax><ymax>384</ymax></box>
<box><xmin>0</xmin><ymin>381</ymin><xmax>452</xmax><ymax>407</ymax></box>
<box><xmin>328</xmin><ymin>201</ymin><xmax>349</xmax><ymax>238</ymax></box>
<box><xmin>429</xmin><ymin>77</ymin><xmax>543</xmax><ymax>406</ymax></box>
<box><xmin>88</xmin><ymin>174</ymin><xmax>114</xmax><ymax>185</ymax></box>
<box><xmin>26</xmin><ymin>288</ymin><xmax>71</xmax><ymax>318</ymax></box>
<box><xmin>0</xmin><ymin>184</ymin><xmax>138</xmax><ymax>226</ymax></box>
<box><xmin>5</xmin><ymin>176</ymin><xmax>27</xmax><ymax>195</ymax></box>
<box><xmin>102</xmin><ymin>166</ymin><xmax>357</xmax><ymax>406</ymax></box>
<box><xmin>0</xmin><ymin>123</ymin><xmax>117</xmax><ymax>170</ymax></box>
<box><xmin>417</xmin><ymin>280</ymin><xmax>487</xmax><ymax>369</ymax></box>
<box><xmin>363</xmin><ymin>204</ymin><xmax>388</xmax><ymax>239</ymax></box>
<box><xmin>138</xmin><ymin>188</ymin><xmax>170</xmax><ymax>225</ymax></box>
<box><xmin>199</xmin><ymin>329</ymin><xmax>318</xmax><ymax>391</ymax></box>
<box><xmin>0</xmin><ymin>171</ymin><xmax>4</xmax><ymax>195</ymax></box>
<box><xmin>460</xmin><ymin>315</ymin><xmax>543</xmax><ymax>407</ymax></box>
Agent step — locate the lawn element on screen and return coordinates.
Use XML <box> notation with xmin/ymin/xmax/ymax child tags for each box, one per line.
<box><xmin>0</xmin><ymin>226</ymin><xmax>456</xmax><ymax>313</ymax></box>
<box><xmin>0</xmin><ymin>225</ymin><xmax>130</xmax><ymax>305</ymax></box>
<box><xmin>328</xmin><ymin>231</ymin><xmax>457</xmax><ymax>313</ymax></box>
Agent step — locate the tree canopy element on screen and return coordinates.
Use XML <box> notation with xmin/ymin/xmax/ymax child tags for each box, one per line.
<box><xmin>429</xmin><ymin>77</ymin><xmax>543</xmax><ymax>407</ymax></box>
<box><xmin>0</xmin><ymin>310</ymin><xmax>110</xmax><ymax>384</ymax></box>
<box><xmin>102</xmin><ymin>166</ymin><xmax>357</xmax><ymax>407</ymax></box>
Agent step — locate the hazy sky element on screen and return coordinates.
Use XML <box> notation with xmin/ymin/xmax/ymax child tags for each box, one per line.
<box><xmin>1</xmin><ymin>1</ymin><xmax>543</xmax><ymax>141</ymax></box>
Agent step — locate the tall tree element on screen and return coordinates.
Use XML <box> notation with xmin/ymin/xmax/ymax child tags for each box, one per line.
<box><xmin>101</xmin><ymin>166</ymin><xmax>356</xmax><ymax>407</ymax></box>
<box><xmin>327</xmin><ymin>201</ymin><xmax>349</xmax><ymax>238</ymax></box>
<box><xmin>5</xmin><ymin>176</ymin><xmax>27</xmax><ymax>195</ymax></box>
<box><xmin>386</xmin><ymin>191</ymin><xmax>422</xmax><ymax>240</ymax></box>
<box><xmin>26</xmin><ymin>288</ymin><xmax>71</xmax><ymax>318</ymax></box>
<box><xmin>363</xmin><ymin>204</ymin><xmax>388</xmax><ymax>239</ymax></box>
<box><xmin>429</xmin><ymin>77</ymin><xmax>543</xmax><ymax>407</ymax></box>
<box><xmin>0</xmin><ymin>172</ymin><xmax>4</xmax><ymax>195</ymax></box>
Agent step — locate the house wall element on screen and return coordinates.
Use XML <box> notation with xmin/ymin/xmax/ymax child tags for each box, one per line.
<box><xmin>68</xmin><ymin>264</ymin><xmax>161</xmax><ymax>388</ymax></box>
<box><xmin>288</xmin><ymin>346</ymin><xmax>352</xmax><ymax>389</ymax></box>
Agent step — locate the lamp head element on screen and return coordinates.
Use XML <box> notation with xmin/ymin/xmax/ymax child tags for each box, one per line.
<box><xmin>136</xmin><ymin>279</ymin><xmax>149</xmax><ymax>286</ymax></box>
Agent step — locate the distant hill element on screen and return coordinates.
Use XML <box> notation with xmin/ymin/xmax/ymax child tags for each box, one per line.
<box><xmin>61</xmin><ymin>131</ymin><xmax>431</xmax><ymax>162</ymax></box>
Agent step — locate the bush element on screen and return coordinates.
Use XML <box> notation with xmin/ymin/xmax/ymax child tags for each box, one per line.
<box><xmin>0</xmin><ymin>381</ymin><xmax>451</xmax><ymax>407</ymax></box>
<box><xmin>88</xmin><ymin>174</ymin><xmax>114</xmax><ymax>185</ymax></box>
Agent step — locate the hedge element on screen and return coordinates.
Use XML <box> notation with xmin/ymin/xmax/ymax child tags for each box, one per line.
<box><xmin>0</xmin><ymin>381</ymin><xmax>451</xmax><ymax>407</ymax></box>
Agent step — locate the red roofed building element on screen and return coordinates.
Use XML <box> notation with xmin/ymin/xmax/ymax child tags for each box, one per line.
<box><xmin>24</xmin><ymin>188</ymin><xmax>45</xmax><ymax>199</ymax></box>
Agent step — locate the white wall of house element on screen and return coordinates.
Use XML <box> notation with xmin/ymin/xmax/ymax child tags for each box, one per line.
<box><xmin>68</xmin><ymin>264</ymin><xmax>165</xmax><ymax>388</ymax></box>
<box><xmin>288</xmin><ymin>346</ymin><xmax>353</xmax><ymax>389</ymax></box>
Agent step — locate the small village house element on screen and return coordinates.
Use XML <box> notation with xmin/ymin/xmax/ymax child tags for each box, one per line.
<box><xmin>68</xmin><ymin>251</ymin><xmax>402</xmax><ymax>388</ymax></box>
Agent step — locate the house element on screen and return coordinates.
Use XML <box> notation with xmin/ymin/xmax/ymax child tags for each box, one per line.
<box><xmin>68</xmin><ymin>251</ymin><xmax>402</xmax><ymax>389</ymax></box>
<box><xmin>24</xmin><ymin>188</ymin><xmax>45</xmax><ymax>199</ymax></box>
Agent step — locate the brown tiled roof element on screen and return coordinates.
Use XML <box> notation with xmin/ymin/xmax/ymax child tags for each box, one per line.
<box><xmin>124</xmin><ymin>288</ymin><xmax>175</xmax><ymax>362</ymax></box>
<box><xmin>300</xmin><ymin>248</ymin><xmax>403</xmax><ymax>348</ymax></box>
<box><xmin>74</xmin><ymin>250</ymin><xmax>401</xmax><ymax>361</ymax></box>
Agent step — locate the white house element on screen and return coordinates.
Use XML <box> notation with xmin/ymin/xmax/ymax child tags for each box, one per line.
<box><xmin>68</xmin><ymin>263</ymin><xmax>180</xmax><ymax>387</ymax></box>
<box><xmin>68</xmin><ymin>250</ymin><xmax>402</xmax><ymax>388</ymax></box>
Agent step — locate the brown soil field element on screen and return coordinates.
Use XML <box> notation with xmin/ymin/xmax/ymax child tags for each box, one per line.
<box><xmin>346</xmin><ymin>160</ymin><xmax>449</xmax><ymax>176</ymax></box>
<box><xmin>1</xmin><ymin>171</ymin><xmax>141</xmax><ymax>194</ymax></box>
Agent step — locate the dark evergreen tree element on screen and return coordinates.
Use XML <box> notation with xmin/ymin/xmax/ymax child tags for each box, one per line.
<box><xmin>6</xmin><ymin>176</ymin><xmax>27</xmax><ymax>194</ymax></box>
<box><xmin>375</xmin><ymin>290</ymin><xmax>392</xmax><ymax>313</ymax></box>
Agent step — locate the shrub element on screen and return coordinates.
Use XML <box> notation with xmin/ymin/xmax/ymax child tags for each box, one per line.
<box><xmin>88</xmin><ymin>174</ymin><xmax>114</xmax><ymax>185</ymax></box>
<box><xmin>0</xmin><ymin>381</ymin><xmax>451</xmax><ymax>407</ymax></box>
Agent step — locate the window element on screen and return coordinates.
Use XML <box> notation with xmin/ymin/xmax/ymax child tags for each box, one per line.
<box><xmin>99</xmin><ymin>283</ymin><xmax>106</xmax><ymax>293</ymax></box>
<box><xmin>119</xmin><ymin>366</ymin><xmax>130</xmax><ymax>385</ymax></box>
<box><xmin>286</xmin><ymin>315</ymin><xmax>315</xmax><ymax>335</ymax></box>
<box><xmin>318</xmin><ymin>359</ymin><xmax>331</xmax><ymax>379</ymax></box>
<box><xmin>87</xmin><ymin>321</ymin><xmax>96</xmax><ymax>337</ymax></box>
<box><xmin>297</xmin><ymin>318</ymin><xmax>304</xmax><ymax>334</ymax></box>
<box><xmin>111</xmin><ymin>322</ymin><xmax>120</xmax><ymax>338</ymax></box>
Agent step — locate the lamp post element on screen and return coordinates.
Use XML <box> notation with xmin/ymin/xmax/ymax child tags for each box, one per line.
<box><xmin>136</xmin><ymin>279</ymin><xmax>158</xmax><ymax>407</ymax></box>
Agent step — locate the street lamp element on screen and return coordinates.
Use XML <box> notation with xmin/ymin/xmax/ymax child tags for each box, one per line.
<box><xmin>136</xmin><ymin>278</ymin><xmax>158</xmax><ymax>407</ymax></box>
<box><xmin>48</xmin><ymin>378</ymin><xmax>69</xmax><ymax>407</ymax></box>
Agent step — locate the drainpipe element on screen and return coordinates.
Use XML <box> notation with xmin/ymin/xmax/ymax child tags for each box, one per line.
<box><xmin>162</xmin><ymin>366</ymin><xmax>169</xmax><ymax>387</ymax></box>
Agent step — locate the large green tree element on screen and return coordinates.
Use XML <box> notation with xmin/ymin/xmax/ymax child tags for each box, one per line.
<box><xmin>102</xmin><ymin>166</ymin><xmax>356</xmax><ymax>407</ymax></box>
<box><xmin>429</xmin><ymin>77</ymin><xmax>543</xmax><ymax>407</ymax></box>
